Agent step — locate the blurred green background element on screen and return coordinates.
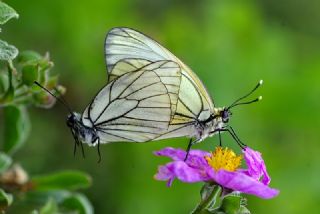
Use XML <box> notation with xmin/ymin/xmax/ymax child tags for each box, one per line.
<box><xmin>2</xmin><ymin>0</ymin><xmax>320</xmax><ymax>213</ymax></box>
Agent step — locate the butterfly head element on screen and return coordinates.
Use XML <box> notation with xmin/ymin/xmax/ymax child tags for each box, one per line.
<box><xmin>33</xmin><ymin>81</ymin><xmax>101</xmax><ymax>161</ymax></box>
<box><xmin>221</xmin><ymin>108</ymin><xmax>232</xmax><ymax>123</ymax></box>
<box><xmin>66</xmin><ymin>113</ymin><xmax>77</xmax><ymax>128</ymax></box>
<box><xmin>208</xmin><ymin>107</ymin><xmax>232</xmax><ymax>125</ymax></box>
<box><xmin>66</xmin><ymin>113</ymin><xmax>83</xmax><ymax>140</ymax></box>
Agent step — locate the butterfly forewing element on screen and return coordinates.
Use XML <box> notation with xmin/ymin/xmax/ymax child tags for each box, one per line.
<box><xmin>105</xmin><ymin>28</ymin><xmax>172</xmax><ymax>71</ymax></box>
<box><xmin>81</xmin><ymin>60</ymin><xmax>182</xmax><ymax>143</ymax></box>
<box><xmin>104</xmin><ymin>27</ymin><xmax>215</xmax><ymax>140</ymax></box>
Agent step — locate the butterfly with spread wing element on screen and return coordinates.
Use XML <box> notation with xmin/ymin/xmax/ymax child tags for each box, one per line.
<box><xmin>35</xmin><ymin>27</ymin><xmax>262</xmax><ymax>162</ymax></box>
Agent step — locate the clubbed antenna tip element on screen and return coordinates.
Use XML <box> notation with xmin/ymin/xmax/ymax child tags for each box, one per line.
<box><xmin>259</xmin><ymin>79</ymin><xmax>263</xmax><ymax>85</ymax></box>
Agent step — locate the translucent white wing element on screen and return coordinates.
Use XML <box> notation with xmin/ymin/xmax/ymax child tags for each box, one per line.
<box><xmin>105</xmin><ymin>27</ymin><xmax>214</xmax><ymax>123</ymax></box>
<box><xmin>108</xmin><ymin>59</ymin><xmax>181</xmax><ymax>118</ymax></box>
<box><xmin>107</xmin><ymin>58</ymin><xmax>151</xmax><ymax>82</ymax></box>
<box><xmin>81</xmin><ymin>61</ymin><xmax>181</xmax><ymax>143</ymax></box>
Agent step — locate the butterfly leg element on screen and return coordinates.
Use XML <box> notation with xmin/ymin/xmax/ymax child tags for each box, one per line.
<box><xmin>80</xmin><ymin>140</ymin><xmax>85</xmax><ymax>158</ymax></box>
<box><xmin>218</xmin><ymin>128</ymin><xmax>246</xmax><ymax>149</ymax></box>
<box><xmin>70</xmin><ymin>130</ymin><xmax>78</xmax><ymax>157</ymax></box>
<box><xmin>228</xmin><ymin>126</ymin><xmax>247</xmax><ymax>147</ymax></box>
<box><xmin>70</xmin><ymin>130</ymin><xmax>85</xmax><ymax>158</ymax></box>
<box><xmin>184</xmin><ymin>138</ymin><xmax>200</xmax><ymax>161</ymax></box>
<box><xmin>73</xmin><ymin>141</ymin><xmax>77</xmax><ymax>157</ymax></box>
<box><xmin>184</xmin><ymin>138</ymin><xmax>193</xmax><ymax>161</ymax></box>
<box><xmin>209</xmin><ymin>129</ymin><xmax>223</xmax><ymax>147</ymax></box>
<box><xmin>97</xmin><ymin>138</ymin><xmax>101</xmax><ymax>163</ymax></box>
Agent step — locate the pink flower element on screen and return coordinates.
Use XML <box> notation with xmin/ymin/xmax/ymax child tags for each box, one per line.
<box><xmin>154</xmin><ymin>147</ymin><xmax>279</xmax><ymax>199</ymax></box>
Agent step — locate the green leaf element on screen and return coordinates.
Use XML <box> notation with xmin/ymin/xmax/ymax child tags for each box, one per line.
<box><xmin>21</xmin><ymin>64</ymin><xmax>39</xmax><ymax>86</ymax></box>
<box><xmin>39</xmin><ymin>198</ymin><xmax>58</xmax><ymax>214</ymax></box>
<box><xmin>2</xmin><ymin>105</ymin><xmax>30</xmax><ymax>154</ymax></box>
<box><xmin>61</xmin><ymin>193</ymin><xmax>93</xmax><ymax>214</ymax></box>
<box><xmin>26</xmin><ymin>190</ymin><xmax>93</xmax><ymax>214</ymax></box>
<box><xmin>0</xmin><ymin>189</ymin><xmax>13</xmax><ymax>208</ymax></box>
<box><xmin>0</xmin><ymin>152</ymin><xmax>12</xmax><ymax>173</ymax></box>
<box><xmin>0</xmin><ymin>2</ymin><xmax>19</xmax><ymax>25</ymax></box>
<box><xmin>220</xmin><ymin>194</ymin><xmax>241</xmax><ymax>214</ymax></box>
<box><xmin>26</xmin><ymin>190</ymin><xmax>71</xmax><ymax>205</ymax></box>
<box><xmin>238</xmin><ymin>205</ymin><xmax>251</xmax><ymax>214</ymax></box>
<box><xmin>17</xmin><ymin>51</ymin><xmax>54</xmax><ymax>85</ymax></box>
<box><xmin>32</xmin><ymin>170</ymin><xmax>92</xmax><ymax>191</ymax></box>
<box><xmin>17</xmin><ymin>51</ymin><xmax>42</xmax><ymax>64</ymax></box>
<box><xmin>0</xmin><ymin>40</ymin><xmax>18</xmax><ymax>61</ymax></box>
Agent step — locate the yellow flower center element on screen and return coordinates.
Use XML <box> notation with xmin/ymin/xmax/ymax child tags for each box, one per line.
<box><xmin>205</xmin><ymin>147</ymin><xmax>242</xmax><ymax>172</ymax></box>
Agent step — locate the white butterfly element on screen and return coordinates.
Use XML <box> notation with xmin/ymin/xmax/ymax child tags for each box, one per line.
<box><xmin>36</xmin><ymin>27</ymin><xmax>262</xmax><ymax>161</ymax></box>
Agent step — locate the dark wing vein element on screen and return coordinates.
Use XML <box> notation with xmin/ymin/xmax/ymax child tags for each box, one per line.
<box><xmin>182</xmin><ymin>73</ymin><xmax>204</xmax><ymax>117</ymax></box>
<box><xmin>92</xmin><ymin>68</ymin><xmax>146</xmax><ymax>123</ymax></box>
<box><xmin>98</xmin><ymin>127</ymin><xmax>159</xmax><ymax>135</ymax></box>
<box><xmin>178</xmin><ymin>98</ymin><xmax>197</xmax><ymax>117</ymax></box>
<box><xmin>123</xmin><ymin>116</ymin><xmax>170</xmax><ymax>122</ymax></box>
<box><xmin>98</xmin><ymin>129</ymin><xmax>137</xmax><ymax>142</ymax></box>
<box><xmin>154</xmin><ymin>123</ymin><xmax>195</xmax><ymax>139</ymax></box>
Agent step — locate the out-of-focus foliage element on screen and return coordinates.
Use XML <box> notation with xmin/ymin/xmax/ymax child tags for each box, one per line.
<box><xmin>0</xmin><ymin>1</ymin><xmax>18</xmax><ymax>25</ymax></box>
<box><xmin>0</xmin><ymin>1</ymin><xmax>18</xmax><ymax>61</ymax></box>
<box><xmin>0</xmin><ymin>2</ymin><xmax>93</xmax><ymax>213</ymax></box>
<box><xmin>1</xmin><ymin>0</ymin><xmax>319</xmax><ymax>213</ymax></box>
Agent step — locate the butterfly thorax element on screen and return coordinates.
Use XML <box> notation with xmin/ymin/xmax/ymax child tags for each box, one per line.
<box><xmin>67</xmin><ymin>113</ymin><xmax>99</xmax><ymax>146</ymax></box>
<box><xmin>196</xmin><ymin>107</ymin><xmax>231</xmax><ymax>141</ymax></box>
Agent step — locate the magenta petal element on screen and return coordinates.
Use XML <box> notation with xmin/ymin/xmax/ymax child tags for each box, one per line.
<box><xmin>154</xmin><ymin>165</ymin><xmax>175</xmax><ymax>187</ymax></box>
<box><xmin>209</xmin><ymin>170</ymin><xmax>279</xmax><ymax>199</ymax></box>
<box><xmin>169</xmin><ymin>161</ymin><xmax>205</xmax><ymax>182</ymax></box>
<box><xmin>243</xmin><ymin>147</ymin><xmax>271</xmax><ymax>185</ymax></box>
<box><xmin>154</xmin><ymin>147</ymin><xmax>210</xmax><ymax>161</ymax></box>
<box><xmin>154</xmin><ymin>147</ymin><xmax>186</xmax><ymax>161</ymax></box>
<box><xmin>154</xmin><ymin>161</ymin><xmax>207</xmax><ymax>186</ymax></box>
<box><xmin>189</xmin><ymin>149</ymin><xmax>211</xmax><ymax>158</ymax></box>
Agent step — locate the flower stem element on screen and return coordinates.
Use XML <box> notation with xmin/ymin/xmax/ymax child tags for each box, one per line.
<box><xmin>191</xmin><ymin>185</ymin><xmax>221</xmax><ymax>214</ymax></box>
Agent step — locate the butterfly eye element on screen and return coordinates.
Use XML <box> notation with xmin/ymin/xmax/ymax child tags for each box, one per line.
<box><xmin>221</xmin><ymin>110</ymin><xmax>230</xmax><ymax>123</ymax></box>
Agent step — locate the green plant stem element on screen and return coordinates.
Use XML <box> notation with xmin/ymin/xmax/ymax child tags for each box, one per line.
<box><xmin>191</xmin><ymin>185</ymin><xmax>221</xmax><ymax>214</ymax></box>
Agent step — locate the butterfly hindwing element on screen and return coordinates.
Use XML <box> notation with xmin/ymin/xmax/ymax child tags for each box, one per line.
<box><xmin>109</xmin><ymin>59</ymin><xmax>182</xmax><ymax>118</ymax></box>
<box><xmin>81</xmin><ymin>60</ymin><xmax>182</xmax><ymax>143</ymax></box>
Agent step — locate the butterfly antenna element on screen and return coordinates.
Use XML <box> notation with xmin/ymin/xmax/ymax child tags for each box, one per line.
<box><xmin>228</xmin><ymin>80</ymin><xmax>263</xmax><ymax>109</ymax></box>
<box><xmin>229</xmin><ymin>96</ymin><xmax>262</xmax><ymax>108</ymax></box>
<box><xmin>34</xmin><ymin>81</ymin><xmax>73</xmax><ymax>114</ymax></box>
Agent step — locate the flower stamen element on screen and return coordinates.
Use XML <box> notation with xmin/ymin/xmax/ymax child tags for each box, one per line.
<box><xmin>205</xmin><ymin>147</ymin><xmax>242</xmax><ymax>172</ymax></box>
